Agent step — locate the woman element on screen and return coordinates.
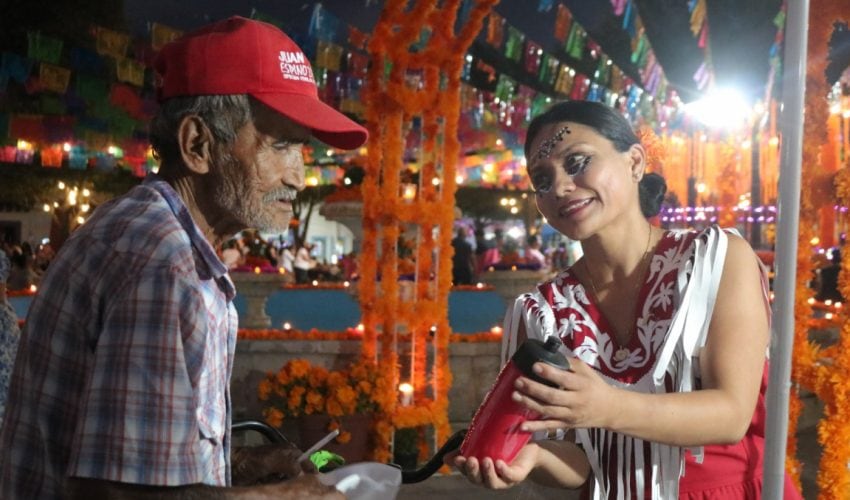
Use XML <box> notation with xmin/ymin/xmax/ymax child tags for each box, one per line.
<box><xmin>449</xmin><ymin>101</ymin><xmax>800</xmax><ymax>499</ymax></box>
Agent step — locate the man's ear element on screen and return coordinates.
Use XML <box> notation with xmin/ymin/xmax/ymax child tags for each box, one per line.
<box><xmin>627</xmin><ymin>143</ymin><xmax>647</xmax><ymax>182</ymax></box>
<box><xmin>177</xmin><ymin>115</ymin><xmax>213</xmax><ymax>174</ymax></box>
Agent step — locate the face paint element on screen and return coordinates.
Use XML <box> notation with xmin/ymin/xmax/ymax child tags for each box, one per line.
<box><xmin>534</xmin><ymin>125</ymin><xmax>571</xmax><ymax>160</ymax></box>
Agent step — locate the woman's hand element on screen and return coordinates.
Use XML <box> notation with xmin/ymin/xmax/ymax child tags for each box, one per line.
<box><xmin>444</xmin><ymin>443</ymin><xmax>540</xmax><ymax>489</ymax></box>
<box><xmin>513</xmin><ymin>357</ymin><xmax>617</xmax><ymax>433</ymax></box>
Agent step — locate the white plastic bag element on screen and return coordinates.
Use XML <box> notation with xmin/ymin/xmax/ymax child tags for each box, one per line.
<box><xmin>319</xmin><ymin>462</ymin><xmax>402</xmax><ymax>500</ymax></box>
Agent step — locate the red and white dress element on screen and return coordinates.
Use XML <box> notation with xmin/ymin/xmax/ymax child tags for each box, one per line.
<box><xmin>503</xmin><ymin>226</ymin><xmax>801</xmax><ymax>499</ymax></box>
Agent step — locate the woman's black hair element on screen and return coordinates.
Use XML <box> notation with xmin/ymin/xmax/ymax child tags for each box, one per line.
<box><xmin>525</xmin><ymin>100</ymin><xmax>667</xmax><ymax>218</ymax></box>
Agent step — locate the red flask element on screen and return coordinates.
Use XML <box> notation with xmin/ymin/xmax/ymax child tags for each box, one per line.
<box><xmin>460</xmin><ymin>337</ymin><xmax>569</xmax><ymax>464</ymax></box>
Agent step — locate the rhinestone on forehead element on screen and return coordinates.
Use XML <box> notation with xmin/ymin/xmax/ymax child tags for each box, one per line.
<box><xmin>534</xmin><ymin>125</ymin><xmax>571</xmax><ymax>160</ymax></box>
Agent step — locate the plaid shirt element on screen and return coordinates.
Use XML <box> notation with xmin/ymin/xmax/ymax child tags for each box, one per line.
<box><xmin>0</xmin><ymin>177</ymin><xmax>238</xmax><ymax>499</ymax></box>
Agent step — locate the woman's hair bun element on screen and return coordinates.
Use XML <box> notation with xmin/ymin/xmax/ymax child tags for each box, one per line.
<box><xmin>638</xmin><ymin>172</ymin><xmax>667</xmax><ymax>218</ymax></box>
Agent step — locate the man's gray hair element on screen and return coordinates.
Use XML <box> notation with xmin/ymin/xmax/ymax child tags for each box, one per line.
<box><xmin>148</xmin><ymin>94</ymin><xmax>253</xmax><ymax>168</ymax></box>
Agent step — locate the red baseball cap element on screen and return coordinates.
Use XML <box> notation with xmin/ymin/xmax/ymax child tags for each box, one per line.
<box><xmin>154</xmin><ymin>16</ymin><xmax>368</xmax><ymax>150</ymax></box>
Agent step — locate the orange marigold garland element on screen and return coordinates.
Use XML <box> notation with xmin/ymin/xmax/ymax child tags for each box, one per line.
<box><xmin>359</xmin><ymin>0</ymin><xmax>498</xmax><ymax>464</ymax></box>
<box><xmin>716</xmin><ymin>144</ymin><xmax>739</xmax><ymax>229</ymax></box>
<box><xmin>788</xmin><ymin>0</ymin><xmax>850</xmax><ymax>495</ymax></box>
<box><xmin>636</xmin><ymin>126</ymin><xmax>666</xmax><ymax>175</ymax></box>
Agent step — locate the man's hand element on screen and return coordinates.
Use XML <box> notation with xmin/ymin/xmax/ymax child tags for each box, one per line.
<box><xmin>232</xmin><ymin>443</ymin><xmax>314</xmax><ymax>486</ymax></box>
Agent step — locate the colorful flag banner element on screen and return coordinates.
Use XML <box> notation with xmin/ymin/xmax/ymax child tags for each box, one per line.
<box><xmin>530</xmin><ymin>94</ymin><xmax>549</xmax><ymax>118</ymax></box>
<box><xmin>348</xmin><ymin>26</ymin><xmax>369</xmax><ymax>51</ymax></box>
<box><xmin>554</xmin><ymin>4</ymin><xmax>572</xmax><ymax>43</ymax></box>
<box><xmin>10</xmin><ymin>114</ymin><xmax>46</xmax><ymax>144</ymax></box>
<box><xmin>346</xmin><ymin>51</ymin><xmax>369</xmax><ymax>77</ymax></box>
<box><xmin>697</xmin><ymin>23</ymin><xmax>709</xmax><ymax>49</ymax></box>
<box><xmin>41</xmin><ymin>145</ymin><xmax>63</xmax><ymax>168</ymax></box>
<box><xmin>0</xmin><ymin>145</ymin><xmax>15</xmax><ymax>162</ymax></box>
<box><xmin>570</xmin><ymin>74</ymin><xmax>590</xmax><ymax>100</ymax></box>
<box><xmin>539</xmin><ymin>54</ymin><xmax>559</xmax><ymax>87</ymax></box>
<box><xmin>95</xmin><ymin>27</ymin><xmax>130</xmax><ymax>59</ymax></box>
<box><xmin>109</xmin><ymin>84</ymin><xmax>143</xmax><ymax>119</ymax></box>
<box><xmin>631</xmin><ymin>32</ymin><xmax>648</xmax><ymax>66</ymax></box>
<box><xmin>27</xmin><ymin>32</ymin><xmax>63</xmax><ymax>64</ymax></box>
<box><xmin>317</xmin><ymin>41</ymin><xmax>344</xmax><ymax>71</ymax></box>
<box><xmin>38</xmin><ymin>63</ymin><xmax>71</xmax><ymax>93</ymax></box>
<box><xmin>622</xmin><ymin>0</ymin><xmax>636</xmax><ymax>36</ymax></box>
<box><xmin>486</xmin><ymin>12</ymin><xmax>504</xmax><ymax>48</ymax></box>
<box><xmin>524</xmin><ymin>40</ymin><xmax>542</xmax><ymax>75</ymax></box>
<box><xmin>689</xmin><ymin>0</ymin><xmax>706</xmax><ymax>36</ymax></box>
<box><xmin>494</xmin><ymin>74</ymin><xmax>515</xmax><ymax>102</ymax></box>
<box><xmin>150</xmin><ymin>22</ymin><xmax>183</xmax><ymax>51</ymax></box>
<box><xmin>504</xmin><ymin>26</ymin><xmax>524</xmax><ymax>62</ymax></box>
<box><xmin>309</xmin><ymin>3</ymin><xmax>343</xmax><ymax>42</ymax></box>
<box><xmin>611</xmin><ymin>0</ymin><xmax>628</xmax><ymax>16</ymax></box>
<box><xmin>554</xmin><ymin>65</ymin><xmax>575</xmax><ymax>95</ymax></box>
<box><xmin>595</xmin><ymin>55</ymin><xmax>611</xmax><ymax>85</ymax></box>
<box><xmin>15</xmin><ymin>148</ymin><xmax>34</xmax><ymax>165</ymax></box>
<box><xmin>610</xmin><ymin>66</ymin><xmax>625</xmax><ymax>91</ymax></box>
<box><xmin>1</xmin><ymin>52</ymin><xmax>34</xmax><ymax>84</ymax></box>
<box><xmin>116</xmin><ymin>57</ymin><xmax>145</xmax><ymax>86</ymax></box>
<box><xmin>68</xmin><ymin>145</ymin><xmax>88</xmax><ymax>170</ymax></box>
<box><xmin>537</xmin><ymin>0</ymin><xmax>555</xmax><ymax>12</ymax></box>
<box><xmin>565</xmin><ymin>24</ymin><xmax>586</xmax><ymax>60</ymax></box>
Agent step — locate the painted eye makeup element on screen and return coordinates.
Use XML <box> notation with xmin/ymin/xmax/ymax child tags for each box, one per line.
<box><xmin>530</xmin><ymin>153</ymin><xmax>593</xmax><ymax>194</ymax></box>
<box><xmin>564</xmin><ymin>154</ymin><xmax>592</xmax><ymax>176</ymax></box>
<box><xmin>530</xmin><ymin>171</ymin><xmax>553</xmax><ymax>193</ymax></box>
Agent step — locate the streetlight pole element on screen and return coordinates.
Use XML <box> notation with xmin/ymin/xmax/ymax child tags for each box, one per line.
<box><xmin>763</xmin><ymin>0</ymin><xmax>808</xmax><ymax>497</ymax></box>
<box><xmin>750</xmin><ymin>115</ymin><xmax>763</xmax><ymax>248</ymax></box>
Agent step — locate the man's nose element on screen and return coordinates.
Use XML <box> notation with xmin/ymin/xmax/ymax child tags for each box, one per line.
<box><xmin>284</xmin><ymin>154</ymin><xmax>306</xmax><ymax>191</ymax></box>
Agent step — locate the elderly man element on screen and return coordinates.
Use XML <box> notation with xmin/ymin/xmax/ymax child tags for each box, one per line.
<box><xmin>0</xmin><ymin>17</ymin><xmax>366</xmax><ymax>499</ymax></box>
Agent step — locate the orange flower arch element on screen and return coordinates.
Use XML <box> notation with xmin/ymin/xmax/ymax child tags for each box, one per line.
<box><xmin>358</xmin><ymin>0</ymin><xmax>498</xmax><ymax>463</ymax></box>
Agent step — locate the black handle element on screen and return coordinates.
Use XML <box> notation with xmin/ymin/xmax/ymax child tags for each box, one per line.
<box><xmin>233</xmin><ymin>419</ymin><xmax>467</xmax><ymax>484</ymax></box>
<box><xmin>231</xmin><ymin>419</ymin><xmax>290</xmax><ymax>445</ymax></box>
<box><xmin>400</xmin><ymin>429</ymin><xmax>467</xmax><ymax>484</ymax></box>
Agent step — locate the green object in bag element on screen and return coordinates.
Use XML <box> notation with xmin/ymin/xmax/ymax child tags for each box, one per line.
<box><xmin>311</xmin><ymin>450</ymin><xmax>346</xmax><ymax>472</ymax></box>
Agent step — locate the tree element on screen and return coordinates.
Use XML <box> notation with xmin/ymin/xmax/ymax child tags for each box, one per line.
<box><xmin>291</xmin><ymin>184</ymin><xmax>335</xmax><ymax>244</ymax></box>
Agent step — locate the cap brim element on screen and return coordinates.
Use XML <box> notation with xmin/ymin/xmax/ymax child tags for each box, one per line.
<box><xmin>253</xmin><ymin>93</ymin><xmax>368</xmax><ymax>150</ymax></box>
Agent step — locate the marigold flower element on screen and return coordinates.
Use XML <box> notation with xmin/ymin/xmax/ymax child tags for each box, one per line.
<box><xmin>257</xmin><ymin>379</ymin><xmax>272</xmax><ymax>401</ymax></box>
<box><xmin>288</xmin><ymin>359</ymin><xmax>311</xmax><ymax>378</ymax></box>
<box><xmin>306</xmin><ymin>390</ymin><xmax>323</xmax><ymax>410</ymax></box>
<box><xmin>326</xmin><ymin>399</ymin><xmax>344</xmax><ymax>417</ymax></box>
<box><xmin>337</xmin><ymin>430</ymin><xmax>352</xmax><ymax>444</ymax></box>
<box><xmin>264</xmin><ymin>407</ymin><xmax>284</xmax><ymax>428</ymax></box>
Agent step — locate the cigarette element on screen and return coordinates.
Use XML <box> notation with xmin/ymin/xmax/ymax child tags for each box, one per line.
<box><xmin>297</xmin><ymin>428</ymin><xmax>340</xmax><ymax>462</ymax></box>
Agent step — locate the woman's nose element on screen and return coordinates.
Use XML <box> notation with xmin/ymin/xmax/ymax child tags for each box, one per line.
<box><xmin>553</xmin><ymin>170</ymin><xmax>577</xmax><ymax>198</ymax></box>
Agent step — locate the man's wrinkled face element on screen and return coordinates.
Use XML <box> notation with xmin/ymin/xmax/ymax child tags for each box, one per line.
<box><xmin>210</xmin><ymin>102</ymin><xmax>311</xmax><ymax>233</ymax></box>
